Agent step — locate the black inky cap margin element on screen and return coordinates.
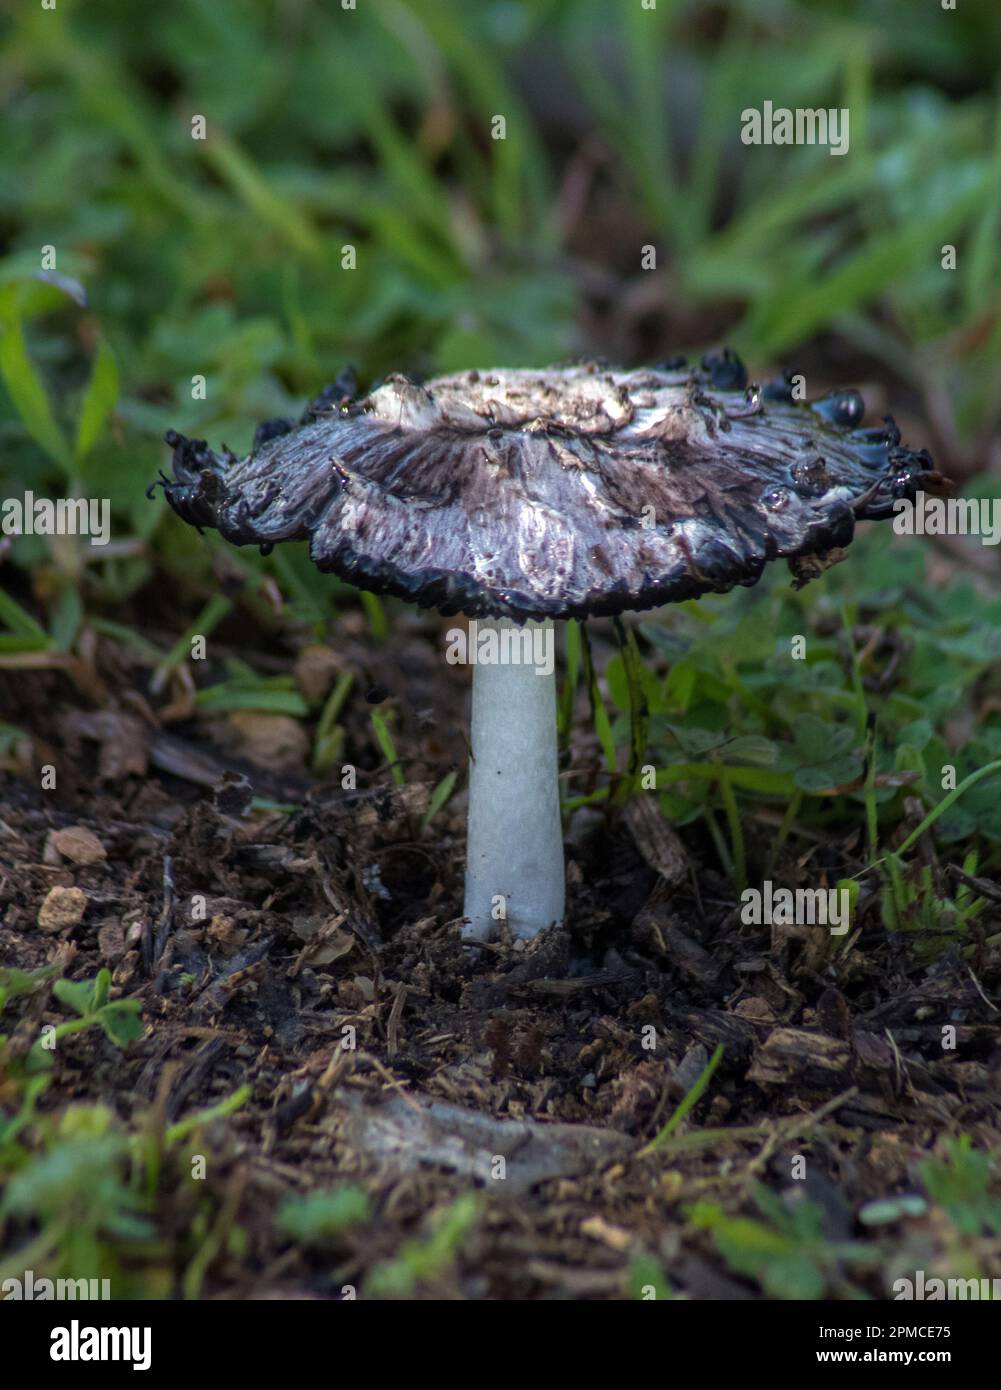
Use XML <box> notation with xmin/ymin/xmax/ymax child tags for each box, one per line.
<box><xmin>155</xmin><ymin>354</ymin><xmax>939</xmax><ymax>622</ymax></box>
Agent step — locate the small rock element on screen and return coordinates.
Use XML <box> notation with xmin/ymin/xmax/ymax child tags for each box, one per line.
<box><xmin>218</xmin><ymin>711</ymin><xmax>309</xmax><ymax>774</ymax></box>
<box><xmin>124</xmin><ymin>913</ymin><xmax>145</xmax><ymax>947</ymax></box>
<box><xmin>46</xmin><ymin>825</ymin><xmax>107</xmax><ymax>865</ymax></box>
<box><xmin>38</xmin><ymin>885</ymin><xmax>87</xmax><ymax>933</ymax></box>
<box><xmin>294</xmin><ymin>644</ymin><xmax>345</xmax><ymax>703</ymax></box>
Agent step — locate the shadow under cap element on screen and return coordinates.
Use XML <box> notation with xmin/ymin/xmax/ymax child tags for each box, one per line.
<box><xmin>157</xmin><ymin>354</ymin><xmax>937</xmax><ymax>622</ymax></box>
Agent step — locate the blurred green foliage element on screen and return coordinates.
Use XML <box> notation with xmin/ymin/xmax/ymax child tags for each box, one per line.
<box><xmin>692</xmin><ymin>1135</ymin><xmax>1001</xmax><ymax>1301</ymax></box>
<box><xmin>2</xmin><ymin>0</ymin><xmax>1000</xmax><ymax>502</ymax></box>
<box><xmin>1</xmin><ymin>0</ymin><xmax>999</xmax><ymax>895</ymax></box>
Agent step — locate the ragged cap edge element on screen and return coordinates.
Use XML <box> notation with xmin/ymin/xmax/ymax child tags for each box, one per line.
<box><xmin>154</xmin><ymin>358</ymin><xmax>938</xmax><ymax>623</ymax></box>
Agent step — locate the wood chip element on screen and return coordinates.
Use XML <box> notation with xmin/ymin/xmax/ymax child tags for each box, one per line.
<box><xmin>623</xmin><ymin>795</ymin><xmax>688</xmax><ymax>886</ymax></box>
<box><xmin>340</xmin><ymin>1090</ymin><xmax>632</xmax><ymax>1194</ymax></box>
<box><xmin>579</xmin><ymin>1215</ymin><xmax>634</xmax><ymax>1252</ymax></box>
<box><xmin>747</xmin><ymin>1027</ymin><xmax>852</xmax><ymax>1087</ymax></box>
<box><xmin>97</xmin><ymin>920</ymin><xmax>126</xmax><ymax>960</ymax></box>
<box><xmin>646</xmin><ymin>913</ymin><xmax>719</xmax><ymax>982</ymax></box>
<box><xmin>288</xmin><ymin>913</ymin><xmax>354</xmax><ymax>974</ymax></box>
<box><xmin>386</xmin><ymin>983</ymin><xmax>408</xmax><ymax>1058</ymax></box>
<box><xmin>733</xmin><ymin>996</ymin><xmax>775</xmax><ymax>1024</ymax></box>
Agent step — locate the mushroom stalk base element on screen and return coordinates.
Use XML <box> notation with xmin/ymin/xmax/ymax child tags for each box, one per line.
<box><xmin>462</xmin><ymin>618</ymin><xmax>565</xmax><ymax>942</ymax></box>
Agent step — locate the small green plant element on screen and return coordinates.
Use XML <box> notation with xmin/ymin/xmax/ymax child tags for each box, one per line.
<box><xmin>691</xmin><ymin>1185</ymin><xmax>879</xmax><ymax>1300</ymax></box>
<box><xmin>27</xmin><ymin>969</ymin><xmax>143</xmax><ymax>1070</ymax></box>
<box><xmin>313</xmin><ymin>671</ymin><xmax>354</xmax><ymax>774</ymax></box>
<box><xmin>365</xmin><ymin>1193</ymin><xmax>480</xmax><ymax>1297</ymax></box>
<box><xmin>640</xmin><ymin>1044</ymin><xmax>724</xmax><ymax>1157</ymax></box>
<box><xmin>0</xmin><ymin>1104</ymin><xmax>155</xmax><ymax>1287</ymax></box>
<box><xmin>879</xmin><ymin>849</ymin><xmax>988</xmax><ymax>942</ymax></box>
<box><xmin>0</xmin><ymin>1074</ymin><xmax>49</xmax><ymax>1167</ymax></box>
<box><xmin>0</xmin><ymin>963</ymin><xmax>60</xmax><ymax>1019</ymax></box>
<box><xmin>369</xmin><ymin>708</ymin><xmax>405</xmax><ymax>787</ymax></box>
<box><xmin>1</xmin><ymin>1081</ymin><xmax>251</xmax><ymax>1295</ymax></box>
<box><xmin>920</xmin><ymin>1137</ymin><xmax>1001</xmax><ymax>1238</ymax></box>
<box><xmin>421</xmin><ymin>769</ymin><xmax>458</xmax><ymax>833</ymax></box>
<box><xmin>628</xmin><ymin>1253</ymin><xmax>673</xmax><ymax>1301</ymax></box>
<box><xmin>276</xmin><ymin>1186</ymin><xmax>371</xmax><ymax>1242</ymax></box>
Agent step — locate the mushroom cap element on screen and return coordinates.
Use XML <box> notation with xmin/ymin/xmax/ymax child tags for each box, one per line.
<box><xmin>159</xmin><ymin>357</ymin><xmax>936</xmax><ymax>621</ymax></box>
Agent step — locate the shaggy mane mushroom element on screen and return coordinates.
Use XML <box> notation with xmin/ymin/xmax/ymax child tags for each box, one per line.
<box><xmin>155</xmin><ymin>354</ymin><xmax>937</xmax><ymax>942</ymax></box>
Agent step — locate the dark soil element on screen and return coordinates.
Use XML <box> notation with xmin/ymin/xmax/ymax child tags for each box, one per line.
<box><xmin>2</xmin><ymin>606</ymin><xmax>1000</xmax><ymax>1300</ymax></box>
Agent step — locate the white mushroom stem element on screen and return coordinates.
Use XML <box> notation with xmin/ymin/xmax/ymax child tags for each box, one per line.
<box><xmin>462</xmin><ymin>617</ymin><xmax>565</xmax><ymax>942</ymax></box>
